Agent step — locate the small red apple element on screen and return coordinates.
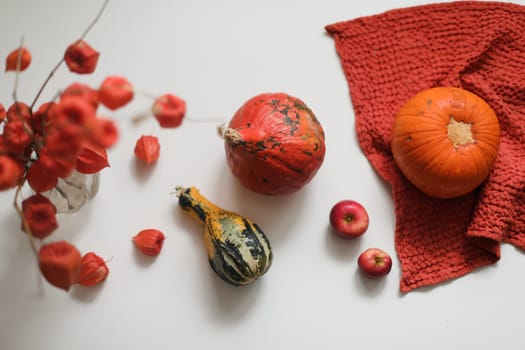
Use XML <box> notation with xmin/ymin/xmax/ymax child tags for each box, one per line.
<box><xmin>357</xmin><ymin>248</ymin><xmax>392</xmax><ymax>278</ymax></box>
<box><xmin>329</xmin><ymin>200</ymin><xmax>369</xmax><ymax>238</ymax></box>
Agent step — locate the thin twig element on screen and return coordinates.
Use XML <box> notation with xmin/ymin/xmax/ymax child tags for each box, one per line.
<box><xmin>13</xmin><ymin>182</ymin><xmax>38</xmax><ymax>257</ymax></box>
<box><xmin>29</xmin><ymin>59</ymin><xmax>64</xmax><ymax>111</ymax></box>
<box><xmin>131</xmin><ymin>111</ymin><xmax>151</xmax><ymax>125</ymax></box>
<box><xmin>78</xmin><ymin>0</ymin><xmax>110</xmax><ymax>41</ymax></box>
<box><xmin>12</xmin><ymin>36</ymin><xmax>25</xmax><ymax>103</ymax></box>
<box><xmin>186</xmin><ymin>115</ymin><xmax>226</xmax><ymax>124</ymax></box>
<box><xmin>133</xmin><ymin>89</ymin><xmax>158</xmax><ymax>100</ymax></box>
<box><xmin>131</xmin><ymin>109</ymin><xmax>225</xmax><ymax>126</ymax></box>
<box><xmin>30</xmin><ymin>0</ymin><xmax>110</xmax><ymax>110</ymax></box>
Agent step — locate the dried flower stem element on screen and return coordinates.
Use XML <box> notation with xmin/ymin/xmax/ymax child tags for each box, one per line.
<box><xmin>187</xmin><ymin>115</ymin><xmax>226</xmax><ymax>124</ymax></box>
<box><xmin>12</xmin><ymin>36</ymin><xmax>25</xmax><ymax>103</ymax></box>
<box><xmin>13</xmin><ymin>182</ymin><xmax>38</xmax><ymax>257</ymax></box>
<box><xmin>133</xmin><ymin>89</ymin><xmax>158</xmax><ymax>100</ymax></box>
<box><xmin>132</xmin><ymin>112</ymin><xmax>225</xmax><ymax>126</ymax></box>
<box><xmin>131</xmin><ymin>89</ymin><xmax>225</xmax><ymax>125</ymax></box>
<box><xmin>78</xmin><ymin>0</ymin><xmax>109</xmax><ymax>42</ymax></box>
<box><xmin>30</xmin><ymin>59</ymin><xmax>63</xmax><ymax>111</ymax></box>
<box><xmin>131</xmin><ymin>111</ymin><xmax>151</xmax><ymax>125</ymax></box>
<box><xmin>30</xmin><ymin>0</ymin><xmax>110</xmax><ymax>110</ymax></box>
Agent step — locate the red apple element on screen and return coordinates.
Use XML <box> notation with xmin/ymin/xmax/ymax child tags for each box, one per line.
<box><xmin>357</xmin><ymin>248</ymin><xmax>392</xmax><ymax>278</ymax></box>
<box><xmin>329</xmin><ymin>200</ymin><xmax>369</xmax><ymax>238</ymax></box>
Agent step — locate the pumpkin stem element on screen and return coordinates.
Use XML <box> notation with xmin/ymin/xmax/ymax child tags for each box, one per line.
<box><xmin>217</xmin><ymin>123</ymin><xmax>227</xmax><ymax>139</ymax></box>
<box><xmin>447</xmin><ymin>117</ymin><xmax>475</xmax><ymax>147</ymax></box>
<box><xmin>222</xmin><ymin>128</ymin><xmax>243</xmax><ymax>145</ymax></box>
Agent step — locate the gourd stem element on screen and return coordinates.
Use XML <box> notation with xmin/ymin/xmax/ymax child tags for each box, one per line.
<box><xmin>175</xmin><ymin>186</ymin><xmax>218</xmax><ymax>224</ymax></box>
<box><xmin>174</xmin><ymin>186</ymin><xmax>184</xmax><ymax>198</ymax></box>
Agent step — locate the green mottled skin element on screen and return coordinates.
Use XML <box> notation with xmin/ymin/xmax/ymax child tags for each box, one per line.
<box><xmin>176</xmin><ymin>186</ymin><xmax>272</xmax><ymax>286</ymax></box>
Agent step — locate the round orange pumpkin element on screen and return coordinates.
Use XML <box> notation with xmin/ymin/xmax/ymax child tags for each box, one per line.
<box><xmin>391</xmin><ymin>87</ymin><xmax>500</xmax><ymax>199</ymax></box>
<box><xmin>223</xmin><ymin>92</ymin><xmax>326</xmax><ymax>195</ymax></box>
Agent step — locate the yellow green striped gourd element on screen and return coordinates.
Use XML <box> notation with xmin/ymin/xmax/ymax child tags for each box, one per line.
<box><xmin>175</xmin><ymin>186</ymin><xmax>272</xmax><ymax>286</ymax></box>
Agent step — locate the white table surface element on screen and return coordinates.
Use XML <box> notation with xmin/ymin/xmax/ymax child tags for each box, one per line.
<box><xmin>1</xmin><ymin>0</ymin><xmax>524</xmax><ymax>349</ymax></box>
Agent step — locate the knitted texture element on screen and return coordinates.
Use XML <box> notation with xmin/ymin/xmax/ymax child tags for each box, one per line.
<box><xmin>326</xmin><ymin>1</ymin><xmax>525</xmax><ymax>292</ymax></box>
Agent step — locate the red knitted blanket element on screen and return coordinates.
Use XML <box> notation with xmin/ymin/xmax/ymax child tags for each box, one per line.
<box><xmin>326</xmin><ymin>1</ymin><xmax>525</xmax><ymax>292</ymax></box>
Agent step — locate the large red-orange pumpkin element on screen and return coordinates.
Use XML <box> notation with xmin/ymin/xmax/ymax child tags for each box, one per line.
<box><xmin>391</xmin><ymin>87</ymin><xmax>501</xmax><ymax>199</ymax></box>
<box><xmin>223</xmin><ymin>93</ymin><xmax>326</xmax><ymax>195</ymax></box>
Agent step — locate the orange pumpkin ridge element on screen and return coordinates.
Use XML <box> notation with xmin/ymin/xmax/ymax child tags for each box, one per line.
<box><xmin>391</xmin><ymin>87</ymin><xmax>501</xmax><ymax>199</ymax></box>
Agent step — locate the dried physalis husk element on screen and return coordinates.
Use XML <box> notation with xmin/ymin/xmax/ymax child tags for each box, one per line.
<box><xmin>5</xmin><ymin>47</ymin><xmax>32</xmax><ymax>72</ymax></box>
<box><xmin>134</xmin><ymin>135</ymin><xmax>160</xmax><ymax>165</ymax></box>
<box><xmin>77</xmin><ymin>252</ymin><xmax>109</xmax><ymax>286</ymax></box>
<box><xmin>21</xmin><ymin>194</ymin><xmax>58</xmax><ymax>239</ymax></box>
<box><xmin>98</xmin><ymin>76</ymin><xmax>134</xmax><ymax>110</ymax></box>
<box><xmin>133</xmin><ymin>229</ymin><xmax>165</xmax><ymax>256</ymax></box>
<box><xmin>64</xmin><ymin>40</ymin><xmax>99</xmax><ymax>74</ymax></box>
<box><xmin>38</xmin><ymin>241</ymin><xmax>82</xmax><ymax>291</ymax></box>
<box><xmin>152</xmin><ymin>93</ymin><xmax>186</xmax><ymax>128</ymax></box>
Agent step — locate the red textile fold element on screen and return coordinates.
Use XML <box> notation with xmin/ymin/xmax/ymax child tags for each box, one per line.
<box><xmin>326</xmin><ymin>1</ymin><xmax>525</xmax><ymax>292</ymax></box>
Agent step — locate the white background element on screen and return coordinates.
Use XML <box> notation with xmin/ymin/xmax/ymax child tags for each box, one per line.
<box><xmin>1</xmin><ymin>0</ymin><xmax>524</xmax><ymax>349</ymax></box>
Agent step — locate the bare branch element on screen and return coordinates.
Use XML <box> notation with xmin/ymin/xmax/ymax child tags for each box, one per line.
<box><xmin>30</xmin><ymin>0</ymin><xmax>110</xmax><ymax>110</ymax></box>
<box><xmin>79</xmin><ymin>0</ymin><xmax>110</xmax><ymax>41</ymax></box>
<box><xmin>12</xmin><ymin>36</ymin><xmax>25</xmax><ymax>103</ymax></box>
<box><xmin>13</xmin><ymin>182</ymin><xmax>38</xmax><ymax>257</ymax></box>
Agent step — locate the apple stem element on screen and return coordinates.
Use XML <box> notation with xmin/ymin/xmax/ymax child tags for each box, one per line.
<box><xmin>374</xmin><ymin>256</ymin><xmax>384</xmax><ymax>265</ymax></box>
